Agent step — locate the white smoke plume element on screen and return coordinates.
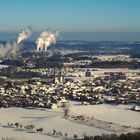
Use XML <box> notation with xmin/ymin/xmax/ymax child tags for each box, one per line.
<box><xmin>0</xmin><ymin>27</ymin><xmax>32</xmax><ymax>58</ymax></box>
<box><xmin>36</xmin><ymin>30</ymin><xmax>59</xmax><ymax>52</ymax></box>
<box><xmin>17</xmin><ymin>28</ymin><xmax>32</xmax><ymax>44</ymax></box>
<box><xmin>0</xmin><ymin>42</ymin><xmax>17</xmax><ymax>58</ymax></box>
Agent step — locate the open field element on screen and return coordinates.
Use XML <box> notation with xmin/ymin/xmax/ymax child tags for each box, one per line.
<box><xmin>69</xmin><ymin>104</ymin><xmax>140</xmax><ymax>133</ymax></box>
<box><xmin>0</xmin><ymin>103</ymin><xmax>140</xmax><ymax>140</ymax></box>
<box><xmin>66</xmin><ymin>68</ymin><xmax>140</xmax><ymax>81</ymax></box>
<box><xmin>0</xmin><ymin>106</ymin><xmax>111</xmax><ymax>140</ymax></box>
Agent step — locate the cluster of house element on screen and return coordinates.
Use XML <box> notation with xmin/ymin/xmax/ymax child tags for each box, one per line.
<box><xmin>70</xmin><ymin>76</ymin><xmax>140</xmax><ymax>105</ymax></box>
<box><xmin>0</xmin><ymin>80</ymin><xmax>68</xmax><ymax>109</ymax></box>
<box><xmin>97</xmin><ymin>55</ymin><xmax>132</xmax><ymax>62</ymax></box>
<box><xmin>0</xmin><ymin>69</ymin><xmax>140</xmax><ymax>111</ymax></box>
<box><xmin>17</xmin><ymin>67</ymin><xmax>63</xmax><ymax>78</ymax></box>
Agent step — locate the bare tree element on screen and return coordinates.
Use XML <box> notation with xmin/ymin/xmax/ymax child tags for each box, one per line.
<box><xmin>20</xmin><ymin>124</ymin><xmax>22</xmax><ymax>129</ymax></box>
<box><xmin>65</xmin><ymin>133</ymin><xmax>68</xmax><ymax>137</ymax></box>
<box><xmin>15</xmin><ymin>122</ymin><xmax>19</xmax><ymax>128</ymax></box>
<box><xmin>64</xmin><ymin>107</ymin><xmax>69</xmax><ymax>117</ymax></box>
<box><xmin>36</xmin><ymin>128</ymin><xmax>43</xmax><ymax>133</ymax></box>
<box><xmin>53</xmin><ymin>129</ymin><xmax>56</xmax><ymax>135</ymax></box>
<box><xmin>73</xmin><ymin>134</ymin><xmax>78</xmax><ymax>139</ymax></box>
<box><xmin>63</xmin><ymin>102</ymin><xmax>70</xmax><ymax>117</ymax></box>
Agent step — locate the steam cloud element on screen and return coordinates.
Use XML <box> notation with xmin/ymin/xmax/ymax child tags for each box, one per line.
<box><xmin>0</xmin><ymin>27</ymin><xmax>32</xmax><ymax>58</ymax></box>
<box><xmin>17</xmin><ymin>28</ymin><xmax>32</xmax><ymax>44</ymax></box>
<box><xmin>0</xmin><ymin>27</ymin><xmax>59</xmax><ymax>58</ymax></box>
<box><xmin>36</xmin><ymin>30</ymin><xmax>59</xmax><ymax>52</ymax></box>
<box><xmin>0</xmin><ymin>42</ymin><xmax>17</xmax><ymax>58</ymax></box>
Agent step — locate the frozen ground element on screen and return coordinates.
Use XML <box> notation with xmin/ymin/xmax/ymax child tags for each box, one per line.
<box><xmin>68</xmin><ymin>104</ymin><xmax>140</xmax><ymax>133</ymax></box>
<box><xmin>0</xmin><ymin>64</ymin><xmax>9</xmax><ymax>69</ymax></box>
<box><xmin>0</xmin><ymin>107</ymin><xmax>110</xmax><ymax>140</ymax></box>
<box><xmin>66</xmin><ymin>68</ymin><xmax>140</xmax><ymax>81</ymax></box>
<box><xmin>0</xmin><ymin>104</ymin><xmax>139</xmax><ymax>140</ymax></box>
<box><xmin>70</xmin><ymin>104</ymin><xmax>140</xmax><ymax>127</ymax></box>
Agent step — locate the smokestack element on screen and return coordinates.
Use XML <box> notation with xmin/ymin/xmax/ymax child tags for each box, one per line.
<box><xmin>36</xmin><ymin>30</ymin><xmax>59</xmax><ymax>52</ymax></box>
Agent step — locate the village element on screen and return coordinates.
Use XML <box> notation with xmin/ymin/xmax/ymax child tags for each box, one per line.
<box><xmin>0</xmin><ymin>65</ymin><xmax>140</xmax><ymax>112</ymax></box>
<box><xmin>0</xmin><ymin>0</ymin><xmax>140</xmax><ymax>139</ymax></box>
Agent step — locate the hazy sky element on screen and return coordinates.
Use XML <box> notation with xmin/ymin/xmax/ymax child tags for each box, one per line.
<box><xmin>0</xmin><ymin>0</ymin><xmax>140</xmax><ymax>41</ymax></box>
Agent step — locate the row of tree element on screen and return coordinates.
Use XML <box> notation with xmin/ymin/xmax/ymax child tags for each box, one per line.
<box><xmin>82</xmin><ymin>132</ymin><xmax>140</xmax><ymax>140</ymax></box>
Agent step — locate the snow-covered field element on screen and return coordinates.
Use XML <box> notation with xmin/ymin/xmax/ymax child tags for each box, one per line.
<box><xmin>66</xmin><ymin>68</ymin><xmax>140</xmax><ymax>81</ymax></box>
<box><xmin>70</xmin><ymin>104</ymin><xmax>140</xmax><ymax>127</ymax></box>
<box><xmin>60</xmin><ymin>49</ymin><xmax>86</xmax><ymax>55</ymax></box>
<box><xmin>0</xmin><ymin>106</ymin><xmax>110</xmax><ymax>140</ymax></box>
<box><xmin>67</xmin><ymin>68</ymin><xmax>140</xmax><ymax>77</ymax></box>
<box><xmin>0</xmin><ymin>64</ymin><xmax>9</xmax><ymax>69</ymax></box>
<box><xmin>0</xmin><ymin>104</ymin><xmax>139</xmax><ymax>140</ymax></box>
